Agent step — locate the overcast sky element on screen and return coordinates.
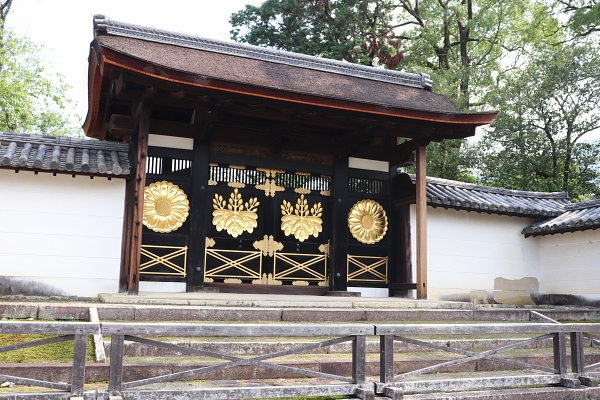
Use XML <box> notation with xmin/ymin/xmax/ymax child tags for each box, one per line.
<box><xmin>7</xmin><ymin>0</ymin><xmax>262</xmax><ymax>120</ymax></box>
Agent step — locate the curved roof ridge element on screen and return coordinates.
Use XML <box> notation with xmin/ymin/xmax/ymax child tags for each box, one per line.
<box><xmin>422</xmin><ymin>175</ymin><xmax>570</xmax><ymax>200</ymax></box>
<box><xmin>93</xmin><ymin>15</ymin><xmax>435</xmax><ymax>91</ymax></box>
<box><xmin>565</xmin><ymin>198</ymin><xmax>600</xmax><ymax>210</ymax></box>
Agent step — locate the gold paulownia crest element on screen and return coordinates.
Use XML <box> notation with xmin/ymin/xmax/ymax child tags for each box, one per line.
<box><xmin>281</xmin><ymin>195</ymin><xmax>323</xmax><ymax>242</ymax></box>
<box><xmin>348</xmin><ymin>199</ymin><xmax>388</xmax><ymax>244</ymax></box>
<box><xmin>143</xmin><ymin>181</ymin><xmax>190</xmax><ymax>233</ymax></box>
<box><xmin>212</xmin><ymin>189</ymin><xmax>260</xmax><ymax>238</ymax></box>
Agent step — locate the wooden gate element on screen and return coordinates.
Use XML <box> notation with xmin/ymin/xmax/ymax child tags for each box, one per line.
<box><xmin>139</xmin><ymin>146</ymin><xmax>193</xmax><ymax>285</ymax></box>
<box><xmin>204</xmin><ymin>164</ymin><xmax>331</xmax><ymax>289</ymax></box>
<box><xmin>346</xmin><ymin>168</ymin><xmax>391</xmax><ymax>288</ymax></box>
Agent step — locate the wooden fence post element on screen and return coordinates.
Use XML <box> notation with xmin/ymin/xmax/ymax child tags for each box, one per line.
<box><xmin>380</xmin><ymin>334</ymin><xmax>394</xmax><ymax>383</ymax></box>
<box><xmin>70</xmin><ymin>333</ymin><xmax>87</xmax><ymax>397</ymax></box>
<box><xmin>352</xmin><ymin>335</ymin><xmax>367</xmax><ymax>384</ymax></box>
<box><xmin>570</xmin><ymin>331</ymin><xmax>585</xmax><ymax>374</ymax></box>
<box><xmin>553</xmin><ymin>333</ymin><xmax>567</xmax><ymax>375</ymax></box>
<box><xmin>109</xmin><ymin>335</ymin><xmax>125</xmax><ymax>395</ymax></box>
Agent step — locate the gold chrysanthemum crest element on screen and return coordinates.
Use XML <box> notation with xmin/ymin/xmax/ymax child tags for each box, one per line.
<box><xmin>281</xmin><ymin>195</ymin><xmax>323</xmax><ymax>242</ymax></box>
<box><xmin>348</xmin><ymin>199</ymin><xmax>388</xmax><ymax>244</ymax></box>
<box><xmin>143</xmin><ymin>181</ymin><xmax>190</xmax><ymax>233</ymax></box>
<box><xmin>212</xmin><ymin>189</ymin><xmax>260</xmax><ymax>238</ymax></box>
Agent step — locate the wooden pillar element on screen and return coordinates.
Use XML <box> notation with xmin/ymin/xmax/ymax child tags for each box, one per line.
<box><xmin>415</xmin><ymin>145</ymin><xmax>427</xmax><ymax>299</ymax></box>
<box><xmin>118</xmin><ymin>176</ymin><xmax>135</xmax><ymax>292</ymax></box>
<box><xmin>127</xmin><ymin>101</ymin><xmax>151</xmax><ymax>295</ymax></box>
<box><xmin>186</xmin><ymin>139</ymin><xmax>210</xmax><ymax>290</ymax></box>
<box><xmin>330</xmin><ymin>156</ymin><xmax>349</xmax><ymax>291</ymax></box>
<box><xmin>388</xmin><ymin>165</ymin><xmax>398</xmax><ymax>297</ymax></box>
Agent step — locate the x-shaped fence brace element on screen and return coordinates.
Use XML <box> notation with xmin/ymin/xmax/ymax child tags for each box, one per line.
<box><xmin>389</xmin><ymin>333</ymin><xmax>558</xmax><ymax>382</ymax></box>
<box><xmin>111</xmin><ymin>334</ymin><xmax>362</xmax><ymax>391</ymax></box>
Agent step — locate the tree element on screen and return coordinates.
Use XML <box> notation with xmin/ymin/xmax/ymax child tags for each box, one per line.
<box><xmin>0</xmin><ymin>1</ymin><xmax>81</xmax><ymax>137</ymax></box>
<box><xmin>477</xmin><ymin>42</ymin><xmax>600</xmax><ymax>199</ymax></box>
<box><xmin>0</xmin><ymin>29</ymin><xmax>80</xmax><ymax>136</ymax></box>
<box><xmin>230</xmin><ymin>0</ymin><xmax>532</xmax><ymax>181</ymax></box>
<box><xmin>230</xmin><ymin>0</ymin><xmax>404</xmax><ymax>69</ymax></box>
<box><xmin>553</xmin><ymin>0</ymin><xmax>600</xmax><ymax>38</ymax></box>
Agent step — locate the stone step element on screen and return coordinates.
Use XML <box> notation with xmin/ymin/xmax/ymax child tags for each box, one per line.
<box><xmin>4</xmin><ymin>301</ymin><xmax>598</xmax><ymax>322</ymax></box>
<box><xmin>105</xmin><ymin>336</ymin><xmax>590</xmax><ymax>357</ymax></box>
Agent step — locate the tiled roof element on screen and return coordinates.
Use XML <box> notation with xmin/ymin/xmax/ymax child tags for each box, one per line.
<box><xmin>0</xmin><ymin>132</ymin><xmax>130</xmax><ymax>177</ymax></box>
<box><xmin>404</xmin><ymin>175</ymin><xmax>571</xmax><ymax>218</ymax></box>
<box><xmin>522</xmin><ymin>199</ymin><xmax>600</xmax><ymax>237</ymax></box>
<box><xmin>94</xmin><ymin>15</ymin><xmax>433</xmax><ymax>90</ymax></box>
<box><xmin>92</xmin><ymin>17</ymin><xmax>471</xmax><ymax>116</ymax></box>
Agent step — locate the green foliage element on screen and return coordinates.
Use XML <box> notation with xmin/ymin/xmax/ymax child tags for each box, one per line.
<box><xmin>230</xmin><ymin>0</ymin><xmax>600</xmax><ymax>197</ymax></box>
<box><xmin>230</xmin><ymin>0</ymin><xmax>404</xmax><ymax>68</ymax></box>
<box><xmin>0</xmin><ymin>334</ymin><xmax>95</xmax><ymax>363</ymax></box>
<box><xmin>0</xmin><ymin>29</ymin><xmax>82</xmax><ymax>137</ymax></box>
<box><xmin>477</xmin><ymin>41</ymin><xmax>600</xmax><ymax>199</ymax></box>
<box><xmin>553</xmin><ymin>0</ymin><xmax>600</xmax><ymax>37</ymax></box>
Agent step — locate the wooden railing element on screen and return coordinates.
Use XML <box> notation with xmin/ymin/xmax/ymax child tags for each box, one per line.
<box><xmin>0</xmin><ymin>321</ymin><xmax>99</xmax><ymax>398</ymax></box>
<box><xmin>377</xmin><ymin>323</ymin><xmax>600</xmax><ymax>394</ymax></box>
<box><xmin>0</xmin><ymin>321</ymin><xmax>600</xmax><ymax>399</ymax></box>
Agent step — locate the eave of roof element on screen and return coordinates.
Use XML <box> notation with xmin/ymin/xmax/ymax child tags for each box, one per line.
<box><xmin>522</xmin><ymin>199</ymin><xmax>600</xmax><ymax>237</ymax></box>
<box><xmin>402</xmin><ymin>174</ymin><xmax>571</xmax><ymax>218</ymax></box>
<box><xmin>84</xmin><ymin>16</ymin><xmax>498</xmax><ymax>139</ymax></box>
<box><xmin>0</xmin><ymin>132</ymin><xmax>130</xmax><ymax>177</ymax></box>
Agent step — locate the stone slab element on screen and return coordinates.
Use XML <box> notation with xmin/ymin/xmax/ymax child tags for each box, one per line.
<box><xmin>281</xmin><ymin>309</ymin><xmax>367</xmax><ymax>322</ymax></box>
<box><xmin>403</xmin><ymin>386</ymin><xmax>600</xmax><ymax>399</ymax></box>
<box><xmin>473</xmin><ymin>310</ymin><xmax>530</xmax><ymax>321</ymax></box>
<box><xmin>0</xmin><ymin>303</ymin><xmax>37</xmax><ymax>319</ymax></box>
<box><xmin>366</xmin><ymin>309</ymin><xmax>474</xmax><ymax>322</ymax></box>
<box><xmin>133</xmin><ymin>306</ymin><xmax>282</xmax><ymax>321</ymax></box>
<box><xmin>96</xmin><ymin>306</ymin><xmax>135</xmax><ymax>321</ymax></box>
<box><xmin>37</xmin><ymin>304</ymin><xmax>89</xmax><ymax>320</ymax></box>
<box><xmin>253</xmin><ymin>301</ymin><xmax>353</xmax><ymax>308</ymax></box>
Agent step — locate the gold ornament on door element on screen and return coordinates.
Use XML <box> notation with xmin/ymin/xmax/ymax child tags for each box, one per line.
<box><xmin>281</xmin><ymin>194</ymin><xmax>323</xmax><ymax>242</ymax></box>
<box><xmin>143</xmin><ymin>181</ymin><xmax>190</xmax><ymax>233</ymax></box>
<box><xmin>348</xmin><ymin>199</ymin><xmax>388</xmax><ymax>244</ymax></box>
<box><xmin>212</xmin><ymin>189</ymin><xmax>260</xmax><ymax>237</ymax></box>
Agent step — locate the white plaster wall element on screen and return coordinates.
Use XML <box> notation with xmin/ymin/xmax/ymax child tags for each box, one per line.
<box><xmin>0</xmin><ymin>169</ymin><xmax>125</xmax><ymax>297</ymax></box>
<box><xmin>539</xmin><ymin>230</ymin><xmax>600</xmax><ymax>300</ymax></box>
<box><xmin>410</xmin><ymin>206</ymin><xmax>540</xmax><ymax>300</ymax></box>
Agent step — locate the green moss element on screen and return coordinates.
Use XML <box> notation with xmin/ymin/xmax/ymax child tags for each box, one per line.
<box><xmin>0</xmin><ymin>334</ymin><xmax>95</xmax><ymax>363</ymax></box>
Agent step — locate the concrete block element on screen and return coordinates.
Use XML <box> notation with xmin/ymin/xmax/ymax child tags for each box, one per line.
<box><xmin>96</xmin><ymin>306</ymin><xmax>135</xmax><ymax>321</ymax></box>
<box><xmin>470</xmin><ymin>290</ymin><xmax>489</xmax><ymax>304</ymax></box>
<box><xmin>253</xmin><ymin>301</ymin><xmax>352</xmax><ymax>308</ymax></box>
<box><xmin>494</xmin><ymin>290</ymin><xmax>536</xmax><ymax>305</ymax></box>
<box><xmin>353</xmin><ymin>301</ymin><xmax>416</xmax><ymax>309</ymax></box>
<box><xmin>281</xmin><ymin>309</ymin><xmax>367</xmax><ymax>322</ymax></box>
<box><xmin>0</xmin><ymin>303</ymin><xmax>37</xmax><ymax>319</ymax></box>
<box><xmin>474</xmin><ymin>309</ymin><xmax>530</xmax><ymax>321</ymax></box>
<box><xmin>133</xmin><ymin>306</ymin><xmax>282</xmax><ymax>321</ymax></box>
<box><xmin>366</xmin><ymin>309</ymin><xmax>473</xmax><ymax>322</ymax></box>
<box><xmin>38</xmin><ymin>304</ymin><xmax>89</xmax><ymax>320</ymax></box>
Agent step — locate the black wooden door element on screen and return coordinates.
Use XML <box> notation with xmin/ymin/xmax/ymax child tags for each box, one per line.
<box><xmin>204</xmin><ymin>164</ymin><xmax>331</xmax><ymax>287</ymax></box>
<box><xmin>139</xmin><ymin>146</ymin><xmax>193</xmax><ymax>284</ymax></box>
<box><xmin>346</xmin><ymin>168</ymin><xmax>392</xmax><ymax>288</ymax></box>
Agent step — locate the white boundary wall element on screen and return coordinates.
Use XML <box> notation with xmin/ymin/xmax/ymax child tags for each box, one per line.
<box><xmin>539</xmin><ymin>230</ymin><xmax>600</xmax><ymax>301</ymax></box>
<box><xmin>0</xmin><ymin>169</ymin><xmax>125</xmax><ymax>297</ymax></box>
<box><xmin>411</xmin><ymin>206</ymin><xmax>541</xmax><ymax>300</ymax></box>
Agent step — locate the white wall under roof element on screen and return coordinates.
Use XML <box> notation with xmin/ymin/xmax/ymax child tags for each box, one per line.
<box><xmin>0</xmin><ymin>169</ymin><xmax>125</xmax><ymax>297</ymax></box>
<box><xmin>539</xmin><ymin>230</ymin><xmax>600</xmax><ymax>301</ymax></box>
<box><xmin>411</xmin><ymin>206</ymin><xmax>541</xmax><ymax>301</ymax></box>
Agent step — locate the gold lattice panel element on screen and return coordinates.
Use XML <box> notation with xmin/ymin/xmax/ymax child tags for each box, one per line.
<box><xmin>140</xmin><ymin>245</ymin><xmax>188</xmax><ymax>277</ymax></box>
<box><xmin>274</xmin><ymin>252</ymin><xmax>328</xmax><ymax>285</ymax></box>
<box><xmin>204</xmin><ymin>248</ymin><xmax>263</xmax><ymax>281</ymax></box>
<box><xmin>347</xmin><ymin>255</ymin><xmax>388</xmax><ymax>283</ymax></box>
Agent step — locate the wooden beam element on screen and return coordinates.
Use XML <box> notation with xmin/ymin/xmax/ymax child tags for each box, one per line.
<box><xmin>415</xmin><ymin>145</ymin><xmax>427</xmax><ymax>299</ymax></box>
<box><xmin>127</xmin><ymin>99</ymin><xmax>151</xmax><ymax>295</ymax></box>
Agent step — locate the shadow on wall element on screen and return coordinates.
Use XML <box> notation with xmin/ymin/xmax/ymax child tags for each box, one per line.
<box><xmin>0</xmin><ymin>278</ymin><xmax>66</xmax><ymax>297</ymax></box>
